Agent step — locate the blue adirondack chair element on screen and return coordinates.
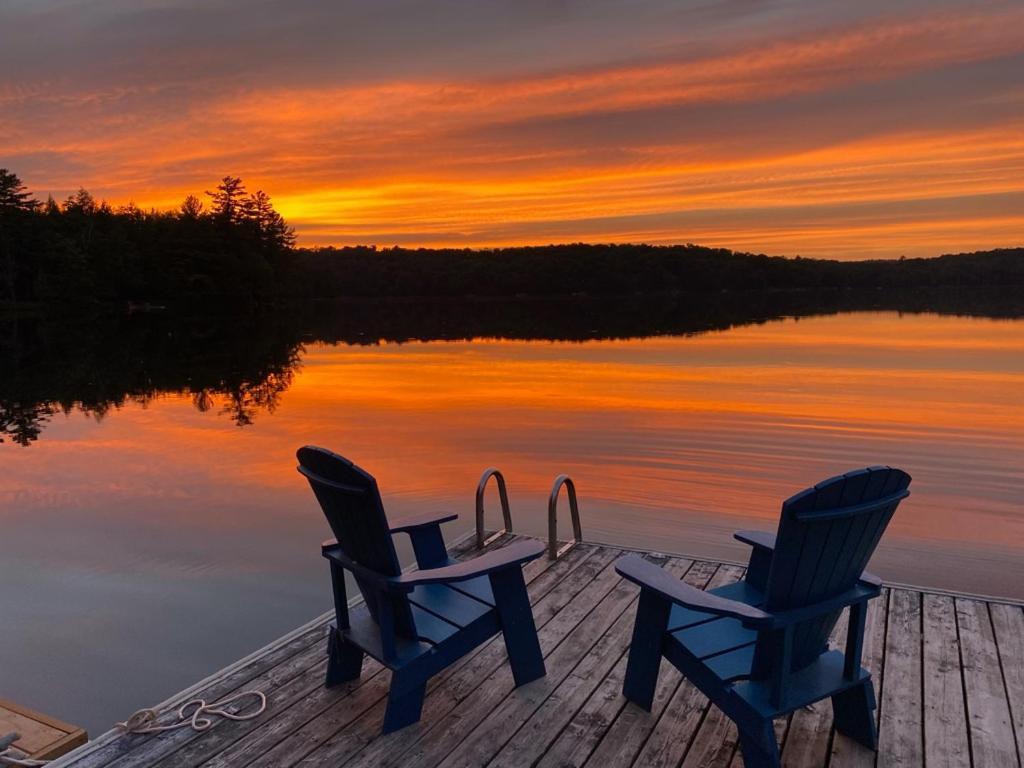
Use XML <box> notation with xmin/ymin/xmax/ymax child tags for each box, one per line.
<box><xmin>616</xmin><ymin>466</ymin><xmax>911</xmax><ymax>767</ymax></box>
<box><xmin>297</xmin><ymin>446</ymin><xmax>547</xmax><ymax>733</ymax></box>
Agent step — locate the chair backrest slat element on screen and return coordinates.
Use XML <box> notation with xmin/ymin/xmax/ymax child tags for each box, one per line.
<box><xmin>756</xmin><ymin>466</ymin><xmax>911</xmax><ymax>675</ymax></box>
<box><xmin>297</xmin><ymin>446</ymin><xmax>417</xmax><ymax>638</ymax></box>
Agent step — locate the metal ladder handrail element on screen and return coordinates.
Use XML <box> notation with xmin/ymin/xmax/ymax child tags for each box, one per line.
<box><xmin>548</xmin><ymin>474</ymin><xmax>583</xmax><ymax>559</ymax></box>
<box><xmin>475</xmin><ymin>467</ymin><xmax>512</xmax><ymax>548</ymax></box>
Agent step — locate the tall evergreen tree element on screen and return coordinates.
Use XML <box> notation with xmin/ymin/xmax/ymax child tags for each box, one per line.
<box><xmin>0</xmin><ymin>168</ymin><xmax>38</xmax><ymax>212</ymax></box>
<box><xmin>63</xmin><ymin>188</ymin><xmax>98</xmax><ymax>214</ymax></box>
<box><xmin>264</xmin><ymin>208</ymin><xmax>296</xmax><ymax>249</ymax></box>
<box><xmin>206</xmin><ymin>176</ymin><xmax>246</xmax><ymax>223</ymax></box>
<box><xmin>243</xmin><ymin>189</ymin><xmax>296</xmax><ymax>248</ymax></box>
<box><xmin>243</xmin><ymin>190</ymin><xmax>274</xmax><ymax>233</ymax></box>
<box><xmin>180</xmin><ymin>194</ymin><xmax>204</xmax><ymax>219</ymax></box>
<box><xmin>0</xmin><ymin>169</ymin><xmax>38</xmax><ymax>303</ymax></box>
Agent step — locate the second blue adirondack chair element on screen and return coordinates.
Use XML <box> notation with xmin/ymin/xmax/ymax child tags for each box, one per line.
<box><xmin>297</xmin><ymin>446</ymin><xmax>547</xmax><ymax>733</ymax></box>
<box><xmin>616</xmin><ymin>466</ymin><xmax>911</xmax><ymax>767</ymax></box>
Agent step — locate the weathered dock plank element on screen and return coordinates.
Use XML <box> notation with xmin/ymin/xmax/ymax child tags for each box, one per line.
<box><xmin>957</xmin><ymin>598</ymin><xmax>1019</xmax><ymax>767</ymax></box>
<box><xmin>52</xmin><ymin>537</ymin><xmax>1024</xmax><ymax>768</ymax></box>
<box><xmin>581</xmin><ymin>632</ymin><xmax>684</xmax><ymax>767</ymax></box>
<box><xmin>488</xmin><ymin>558</ymin><xmax>694</xmax><ymax>768</ymax></box>
<box><xmin>923</xmin><ymin>593</ymin><xmax>971</xmax><ymax>768</ymax></box>
<box><xmin>877</xmin><ymin>588</ymin><xmax>924</xmax><ymax>766</ymax></box>
<box><xmin>417</xmin><ymin>553</ymin><xmax>656</xmax><ymax>768</ymax></box>
<box><xmin>989</xmin><ymin>602</ymin><xmax>1024</xmax><ymax>764</ymax></box>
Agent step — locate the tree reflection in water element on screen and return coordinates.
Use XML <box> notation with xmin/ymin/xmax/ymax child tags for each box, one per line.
<box><xmin>2</xmin><ymin>287</ymin><xmax>1021</xmax><ymax>446</ymax></box>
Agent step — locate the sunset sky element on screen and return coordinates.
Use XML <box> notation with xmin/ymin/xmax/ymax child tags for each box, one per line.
<box><xmin>2</xmin><ymin>0</ymin><xmax>1023</xmax><ymax>258</ymax></box>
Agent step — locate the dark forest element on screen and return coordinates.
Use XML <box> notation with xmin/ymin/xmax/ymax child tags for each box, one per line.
<box><xmin>1</xmin><ymin>169</ymin><xmax>1022</xmax><ymax>307</ymax></box>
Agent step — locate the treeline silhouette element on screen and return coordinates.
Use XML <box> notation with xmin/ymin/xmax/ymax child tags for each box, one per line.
<box><xmin>0</xmin><ymin>169</ymin><xmax>294</xmax><ymax>305</ymax></box>
<box><xmin>1</xmin><ymin>167</ymin><xmax>1023</xmax><ymax>305</ymax></box>
<box><xmin>292</xmin><ymin>244</ymin><xmax>1024</xmax><ymax>298</ymax></box>
<box><xmin>2</xmin><ymin>288</ymin><xmax>1022</xmax><ymax>446</ymax></box>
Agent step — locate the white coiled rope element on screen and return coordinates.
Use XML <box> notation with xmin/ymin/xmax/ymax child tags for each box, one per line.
<box><xmin>0</xmin><ymin>690</ymin><xmax>266</xmax><ymax>767</ymax></box>
<box><xmin>115</xmin><ymin>690</ymin><xmax>267</xmax><ymax>734</ymax></box>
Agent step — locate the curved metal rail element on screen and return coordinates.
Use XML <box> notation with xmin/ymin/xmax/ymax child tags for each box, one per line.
<box><xmin>475</xmin><ymin>467</ymin><xmax>513</xmax><ymax>548</ymax></box>
<box><xmin>548</xmin><ymin>474</ymin><xmax>583</xmax><ymax>559</ymax></box>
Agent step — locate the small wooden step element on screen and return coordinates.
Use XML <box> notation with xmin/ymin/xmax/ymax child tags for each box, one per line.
<box><xmin>0</xmin><ymin>697</ymin><xmax>87</xmax><ymax>761</ymax></box>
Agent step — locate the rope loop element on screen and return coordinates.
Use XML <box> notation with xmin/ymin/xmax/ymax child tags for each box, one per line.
<box><xmin>0</xmin><ymin>690</ymin><xmax>266</xmax><ymax>765</ymax></box>
<box><xmin>116</xmin><ymin>690</ymin><xmax>267</xmax><ymax>735</ymax></box>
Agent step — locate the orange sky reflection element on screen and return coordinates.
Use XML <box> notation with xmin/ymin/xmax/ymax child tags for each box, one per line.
<box><xmin>2</xmin><ymin>311</ymin><xmax>1021</xmax><ymax>596</ymax></box>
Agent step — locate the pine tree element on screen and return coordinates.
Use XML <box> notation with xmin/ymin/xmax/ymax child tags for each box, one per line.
<box><xmin>205</xmin><ymin>176</ymin><xmax>246</xmax><ymax>223</ymax></box>
<box><xmin>0</xmin><ymin>169</ymin><xmax>38</xmax><ymax>212</ymax></box>
<box><xmin>244</xmin><ymin>190</ymin><xmax>274</xmax><ymax>233</ymax></box>
<box><xmin>180</xmin><ymin>194</ymin><xmax>204</xmax><ymax>218</ymax></box>
<box><xmin>264</xmin><ymin>209</ymin><xmax>296</xmax><ymax>249</ymax></box>
<box><xmin>244</xmin><ymin>189</ymin><xmax>296</xmax><ymax>249</ymax></box>
<box><xmin>63</xmin><ymin>188</ymin><xmax>97</xmax><ymax>214</ymax></box>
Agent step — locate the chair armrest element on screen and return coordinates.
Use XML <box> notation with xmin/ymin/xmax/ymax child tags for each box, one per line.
<box><xmin>389</xmin><ymin>510</ymin><xmax>458</xmax><ymax>534</ymax></box>
<box><xmin>615</xmin><ymin>555</ymin><xmax>770</xmax><ymax>623</ymax></box>
<box><xmin>759</xmin><ymin>579</ymin><xmax>882</xmax><ymax>629</ymax></box>
<box><xmin>321</xmin><ymin>541</ymin><xmax>413</xmax><ymax>592</ymax></box>
<box><xmin>734</xmin><ymin>530</ymin><xmax>776</xmax><ymax>551</ymax></box>
<box><xmin>393</xmin><ymin>540</ymin><xmax>544</xmax><ymax>587</ymax></box>
<box><xmin>860</xmin><ymin>570</ymin><xmax>882</xmax><ymax>589</ymax></box>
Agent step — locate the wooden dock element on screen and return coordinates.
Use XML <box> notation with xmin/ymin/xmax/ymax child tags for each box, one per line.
<box><xmin>51</xmin><ymin>534</ymin><xmax>1024</xmax><ymax>767</ymax></box>
<box><xmin>0</xmin><ymin>698</ymin><xmax>86</xmax><ymax>762</ymax></box>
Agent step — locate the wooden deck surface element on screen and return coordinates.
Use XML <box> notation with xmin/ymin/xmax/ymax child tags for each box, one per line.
<box><xmin>0</xmin><ymin>697</ymin><xmax>87</xmax><ymax>760</ymax></box>
<box><xmin>52</xmin><ymin>534</ymin><xmax>1024</xmax><ymax>768</ymax></box>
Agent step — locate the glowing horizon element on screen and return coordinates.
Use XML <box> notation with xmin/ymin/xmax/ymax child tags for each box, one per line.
<box><xmin>2</xmin><ymin>0</ymin><xmax>1023</xmax><ymax>259</ymax></box>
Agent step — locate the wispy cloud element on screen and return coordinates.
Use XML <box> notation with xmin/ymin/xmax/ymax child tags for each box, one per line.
<box><xmin>1</xmin><ymin>0</ymin><xmax>1022</xmax><ymax>257</ymax></box>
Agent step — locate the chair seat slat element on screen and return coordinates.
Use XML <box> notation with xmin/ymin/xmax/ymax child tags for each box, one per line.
<box><xmin>705</xmin><ymin>643</ymin><xmax>756</xmax><ymax>682</ymax></box>
<box><xmin>672</xmin><ymin>618</ymin><xmax>758</xmax><ymax>659</ymax></box>
<box><xmin>667</xmin><ymin>579</ymin><xmax>763</xmax><ymax>631</ymax></box>
<box><xmin>409</xmin><ymin>583</ymin><xmax>494</xmax><ymax>629</ymax></box>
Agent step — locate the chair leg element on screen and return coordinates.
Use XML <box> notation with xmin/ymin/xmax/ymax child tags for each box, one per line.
<box><xmin>382</xmin><ymin>672</ymin><xmax>427</xmax><ymax>733</ymax></box>
<box><xmin>832</xmin><ymin>679</ymin><xmax>878</xmax><ymax>749</ymax></box>
<box><xmin>621</xmin><ymin>590</ymin><xmax>670</xmax><ymax>711</ymax></box>
<box><xmin>737</xmin><ymin>719</ymin><xmax>781</xmax><ymax>768</ymax></box>
<box><xmin>325</xmin><ymin>627</ymin><xmax>364</xmax><ymax>686</ymax></box>
<box><xmin>489</xmin><ymin>567</ymin><xmax>546</xmax><ymax>686</ymax></box>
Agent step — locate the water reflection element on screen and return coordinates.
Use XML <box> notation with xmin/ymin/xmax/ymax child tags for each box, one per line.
<box><xmin>3</xmin><ymin>287</ymin><xmax>1022</xmax><ymax>446</ymax></box>
<box><xmin>1</xmin><ymin>291</ymin><xmax>1022</xmax><ymax>735</ymax></box>
<box><xmin>0</xmin><ymin>312</ymin><xmax>302</xmax><ymax>445</ymax></box>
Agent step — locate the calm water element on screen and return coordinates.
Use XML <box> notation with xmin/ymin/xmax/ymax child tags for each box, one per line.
<box><xmin>1</xmin><ymin>306</ymin><xmax>1023</xmax><ymax>735</ymax></box>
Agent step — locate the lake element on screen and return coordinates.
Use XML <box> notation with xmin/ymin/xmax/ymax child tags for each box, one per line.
<box><xmin>1</xmin><ymin>298</ymin><xmax>1022</xmax><ymax>736</ymax></box>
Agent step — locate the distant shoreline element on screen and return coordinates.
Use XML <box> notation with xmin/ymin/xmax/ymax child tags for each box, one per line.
<box><xmin>1</xmin><ymin>239</ymin><xmax>1022</xmax><ymax>309</ymax></box>
<box><xmin>3</xmin><ymin>282</ymin><xmax>1024</xmax><ymax>319</ymax></box>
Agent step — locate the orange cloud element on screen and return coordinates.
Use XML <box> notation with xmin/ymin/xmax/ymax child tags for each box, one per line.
<box><xmin>5</xmin><ymin>3</ymin><xmax>1024</xmax><ymax>258</ymax></box>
